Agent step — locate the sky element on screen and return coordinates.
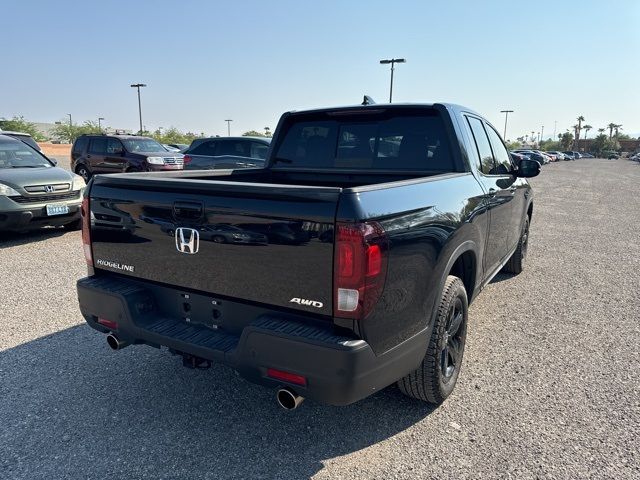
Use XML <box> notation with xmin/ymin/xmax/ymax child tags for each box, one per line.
<box><xmin>2</xmin><ymin>0</ymin><xmax>639</xmax><ymax>140</ymax></box>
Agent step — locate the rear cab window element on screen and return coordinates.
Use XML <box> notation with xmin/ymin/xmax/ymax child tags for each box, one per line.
<box><xmin>272</xmin><ymin>108</ymin><xmax>455</xmax><ymax>172</ymax></box>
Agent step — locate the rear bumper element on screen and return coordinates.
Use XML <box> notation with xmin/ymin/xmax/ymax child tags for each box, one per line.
<box><xmin>77</xmin><ymin>275</ymin><xmax>427</xmax><ymax>406</ymax></box>
<box><xmin>0</xmin><ymin>205</ymin><xmax>80</xmax><ymax>231</ymax></box>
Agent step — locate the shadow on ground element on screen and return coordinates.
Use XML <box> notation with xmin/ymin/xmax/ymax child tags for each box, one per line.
<box><xmin>0</xmin><ymin>227</ymin><xmax>73</xmax><ymax>249</ymax></box>
<box><xmin>1</xmin><ymin>325</ymin><xmax>434</xmax><ymax>479</ymax></box>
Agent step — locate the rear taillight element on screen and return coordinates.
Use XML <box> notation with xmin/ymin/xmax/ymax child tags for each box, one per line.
<box><xmin>334</xmin><ymin>222</ymin><xmax>388</xmax><ymax>320</ymax></box>
<box><xmin>81</xmin><ymin>196</ymin><xmax>92</xmax><ymax>266</ymax></box>
<box><xmin>183</xmin><ymin>155</ymin><xmax>192</xmax><ymax>165</ymax></box>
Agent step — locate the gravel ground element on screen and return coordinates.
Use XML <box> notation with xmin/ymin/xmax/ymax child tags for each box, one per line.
<box><xmin>1</xmin><ymin>159</ymin><xmax>638</xmax><ymax>479</ymax></box>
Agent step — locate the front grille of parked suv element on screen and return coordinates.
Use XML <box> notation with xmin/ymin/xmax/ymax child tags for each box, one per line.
<box><xmin>9</xmin><ymin>191</ymin><xmax>81</xmax><ymax>204</ymax></box>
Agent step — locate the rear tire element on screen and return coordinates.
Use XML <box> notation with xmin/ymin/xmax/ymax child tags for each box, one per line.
<box><xmin>398</xmin><ymin>275</ymin><xmax>468</xmax><ymax>404</ymax></box>
<box><xmin>212</xmin><ymin>235</ymin><xmax>226</xmax><ymax>244</ymax></box>
<box><xmin>503</xmin><ymin>216</ymin><xmax>530</xmax><ymax>275</ymax></box>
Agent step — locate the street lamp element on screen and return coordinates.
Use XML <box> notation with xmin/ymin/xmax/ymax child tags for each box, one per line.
<box><xmin>130</xmin><ymin>83</ymin><xmax>147</xmax><ymax>134</ymax></box>
<box><xmin>379</xmin><ymin>58</ymin><xmax>406</xmax><ymax>103</ymax></box>
<box><xmin>224</xmin><ymin>119</ymin><xmax>233</xmax><ymax>137</ymax></box>
<box><xmin>500</xmin><ymin>110</ymin><xmax>514</xmax><ymax>140</ymax></box>
<box><xmin>98</xmin><ymin>117</ymin><xmax>105</xmax><ymax>131</ymax></box>
<box><xmin>540</xmin><ymin>125</ymin><xmax>544</xmax><ymax>143</ymax></box>
<box><xmin>66</xmin><ymin>114</ymin><xmax>73</xmax><ymax>143</ymax></box>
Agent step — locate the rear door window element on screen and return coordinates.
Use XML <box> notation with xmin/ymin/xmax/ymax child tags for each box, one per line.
<box><xmin>216</xmin><ymin>141</ymin><xmax>249</xmax><ymax>157</ymax></box>
<box><xmin>89</xmin><ymin>138</ymin><xmax>107</xmax><ymax>154</ymax></box>
<box><xmin>190</xmin><ymin>140</ymin><xmax>217</xmax><ymax>156</ymax></box>
<box><xmin>273</xmin><ymin>109</ymin><xmax>454</xmax><ymax>171</ymax></box>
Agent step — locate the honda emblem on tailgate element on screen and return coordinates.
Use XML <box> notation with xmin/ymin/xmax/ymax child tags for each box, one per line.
<box><xmin>175</xmin><ymin>227</ymin><xmax>199</xmax><ymax>254</ymax></box>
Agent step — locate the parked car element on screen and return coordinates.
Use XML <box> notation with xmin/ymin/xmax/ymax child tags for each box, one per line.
<box><xmin>76</xmin><ymin>101</ymin><xmax>539</xmax><ymax>408</ymax></box>
<box><xmin>71</xmin><ymin>134</ymin><xmax>184</xmax><ymax>182</ymax></box>
<box><xmin>0</xmin><ymin>130</ymin><xmax>41</xmax><ymax>151</ymax></box>
<box><xmin>546</xmin><ymin>151</ymin><xmax>566</xmax><ymax>161</ymax></box>
<box><xmin>0</xmin><ymin>134</ymin><xmax>85</xmax><ymax>232</ymax></box>
<box><xmin>562</xmin><ymin>151</ymin><xmax>576</xmax><ymax>160</ymax></box>
<box><xmin>162</xmin><ymin>144</ymin><xmax>181</xmax><ymax>152</ymax></box>
<box><xmin>510</xmin><ymin>151</ymin><xmax>530</xmax><ymax>166</ymax></box>
<box><xmin>602</xmin><ymin>150</ymin><xmax>619</xmax><ymax>160</ymax></box>
<box><xmin>182</xmin><ymin>137</ymin><xmax>271</xmax><ymax>170</ymax></box>
<box><xmin>167</xmin><ymin>143</ymin><xmax>189</xmax><ymax>152</ymax></box>
<box><xmin>513</xmin><ymin>150</ymin><xmax>547</xmax><ymax>165</ymax></box>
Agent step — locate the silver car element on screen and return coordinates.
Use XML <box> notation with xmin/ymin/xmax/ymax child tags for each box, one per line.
<box><xmin>0</xmin><ymin>134</ymin><xmax>85</xmax><ymax>232</ymax></box>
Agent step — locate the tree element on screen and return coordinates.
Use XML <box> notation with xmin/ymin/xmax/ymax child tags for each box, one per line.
<box><xmin>583</xmin><ymin>125</ymin><xmax>592</xmax><ymax>139</ymax></box>
<box><xmin>614</xmin><ymin>124</ymin><xmax>622</xmax><ymax>137</ymax></box>
<box><xmin>52</xmin><ymin>120</ymin><xmax>102</xmax><ymax>143</ymax></box>
<box><xmin>0</xmin><ymin>116</ymin><xmax>46</xmax><ymax>141</ymax></box>
<box><xmin>264</xmin><ymin>127</ymin><xmax>272</xmax><ymax>137</ymax></box>
<box><xmin>559</xmin><ymin>132</ymin><xmax>574</xmax><ymax>150</ymax></box>
<box><xmin>242</xmin><ymin>130</ymin><xmax>267</xmax><ymax>137</ymax></box>
<box><xmin>607</xmin><ymin>123</ymin><xmax>616</xmax><ymax>139</ymax></box>
<box><xmin>148</xmin><ymin>126</ymin><xmax>201</xmax><ymax>145</ymax></box>
<box><xmin>591</xmin><ymin>133</ymin><xmax>620</xmax><ymax>156</ymax></box>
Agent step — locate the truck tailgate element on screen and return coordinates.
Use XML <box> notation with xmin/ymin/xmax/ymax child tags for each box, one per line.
<box><xmin>88</xmin><ymin>175</ymin><xmax>340</xmax><ymax>316</ymax></box>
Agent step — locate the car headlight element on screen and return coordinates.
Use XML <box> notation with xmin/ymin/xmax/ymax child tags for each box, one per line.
<box><xmin>146</xmin><ymin>156</ymin><xmax>166</xmax><ymax>165</ymax></box>
<box><xmin>0</xmin><ymin>183</ymin><xmax>20</xmax><ymax>196</ymax></box>
<box><xmin>72</xmin><ymin>174</ymin><xmax>86</xmax><ymax>191</ymax></box>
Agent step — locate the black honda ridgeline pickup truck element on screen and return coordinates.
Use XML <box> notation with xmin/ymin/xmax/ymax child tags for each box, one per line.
<box><xmin>76</xmin><ymin>102</ymin><xmax>539</xmax><ymax>409</ymax></box>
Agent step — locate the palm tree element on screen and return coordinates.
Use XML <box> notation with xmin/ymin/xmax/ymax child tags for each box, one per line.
<box><xmin>614</xmin><ymin>124</ymin><xmax>622</xmax><ymax>137</ymax></box>
<box><xmin>608</xmin><ymin>123</ymin><xmax>616</xmax><ymax>139</ymax></box>
<box><xmin>580</xmin><ymin>124</ymin><xmax>592</xmax><ymax>152</ymax></box>
<box><xmin>576</xmin><ymin>115</ymin><xmax>585</xmax><ymax>143</ymax></box>
<box><xmin>598</xmin><ymin>128</ymin><xmax>605</xmax><ymax>135</ymax></box>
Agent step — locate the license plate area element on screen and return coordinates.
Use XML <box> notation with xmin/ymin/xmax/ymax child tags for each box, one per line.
<box><xmin>46</xmin><ymin>204</ymin><xmax>70</xmax><ymax>216</ymax></box>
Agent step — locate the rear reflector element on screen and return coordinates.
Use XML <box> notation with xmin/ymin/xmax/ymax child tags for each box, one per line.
<box><xmin>266</xmin><ymin>368</ymin><xmax>307</xmax><ymax>386</ymax></box>
<box><xmin>97</xmin><ymin>318</ymin><xmax>119</xmax><ymax>330</ymax></box>
<box><xmin>183</xmin><ymin>154</ymin><xmax>192</xmax><ymax>164</ymax></box>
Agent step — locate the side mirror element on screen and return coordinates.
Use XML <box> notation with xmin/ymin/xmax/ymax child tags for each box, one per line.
<box><xmin>515</xmin><ymin>158</ymin><xmax>540</xmax><ymax>178</ymax></box>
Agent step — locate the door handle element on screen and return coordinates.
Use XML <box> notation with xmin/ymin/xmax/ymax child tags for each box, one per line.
<box><xmin>509</xmin><ymin>186</ymin><xmax>517</xmax><ymax>194</ymax></box>
<box><xmin>87</xmin><ymin>154</ymin><xmax>92</xmax><ymax>158</ymax></box>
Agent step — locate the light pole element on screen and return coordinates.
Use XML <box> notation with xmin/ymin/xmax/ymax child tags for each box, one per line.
<box><xmin>130</xmin><ymin>83</ymin><xmax>147</xmax><ymax>134</ymax></box>
<box><xmin>224</xmin><ymin>119</ymin><xmax>233</xmax><ymax>137</ymax></box>
<box><xmin>98</xmin><ymin>117</ymin><xmax>104</xmax><ymax>132</ymax></box>
<box><xmin>500</xmin><ymin>110</ymin><xmax>513</xmax><ymax>140</ymax></box>
<box><xmin>66</xmin><ymin>114</ymin><xmax>73</xmax><ymax>143</ymax></box>
<box><xmin>379</xmin><ymin>58</ymin><xmax>406</xmax><ymax>103</ymax></box>
<box><xmin>541</xmin><ymin>125</ymin><xmax>544</xmax><ymax>143</ymax></box>
<box><xmin>553</xmin><ymin>120</ymin><xmax>557</xmax><ymax>142</ymax></box>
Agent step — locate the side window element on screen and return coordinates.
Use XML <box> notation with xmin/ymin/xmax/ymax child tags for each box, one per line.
<box><xmin>73</xmin><ymin>136</ymin><xmax>88</xmax><ymax>154</ymax></box>
<box><xmin>216</xmin><ymin>141</ymin><xmax>248</xmax><ymax>157</ymax></box>
<box><xmin>466</xmin><ymin>116</ymin><xmax>495</xmax><ymax>175</ymax></box>
<box><xmin>191</xmin><ymin>141</ymin><xmax>217</xmax><ymax>156</ymax></box>
<box><xmin>89</xmin><ymin>138</ymin><xmax>107</xmax><ymax>154</ymax></box>
<box><xmin>485</xmin><ymin>125</ymin><xmax>513</xmax><ymax>175</ymax></box>
<box><xmin>106</xmin><ymin>138</ymin><xmax>124</xmax><ymax>154</ymax></box>
<box><xmin>250</xmin><ymin>142</ymin><xmax>269</xmax><ymax>160</ymax></box>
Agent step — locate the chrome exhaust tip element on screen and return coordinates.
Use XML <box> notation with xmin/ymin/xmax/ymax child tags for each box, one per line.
<box><xmin>106</xmin><ymin>334</ymin><xmax>130</xmax><ymax>351</ymax></box>
<box><xmin>276</xmin><ymin>388</ymin><xmax>304</xmax><ymax>410</ymax></box>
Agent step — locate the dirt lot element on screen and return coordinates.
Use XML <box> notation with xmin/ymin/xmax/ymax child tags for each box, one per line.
<box><xmin>0</xmin><ymin>159</ymin><xmax>638</xmax><ymax>479</ymax></box>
